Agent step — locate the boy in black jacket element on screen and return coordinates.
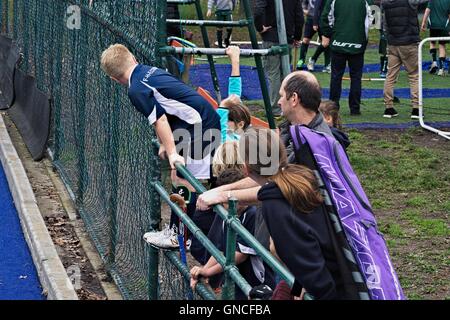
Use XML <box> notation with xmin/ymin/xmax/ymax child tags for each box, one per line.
<box><xmin>190</xmin><ymin>169</ymin><xmax>276</xmax><ymax>300</ymax></box>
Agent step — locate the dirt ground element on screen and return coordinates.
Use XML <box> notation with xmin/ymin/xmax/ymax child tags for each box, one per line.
<box><xmin>2</xmin><ymin>113</ymin><xmax>108</xmax><ymax>300</ymax></box>
<box><xmin>350</xmin><ymin>128</ymin><xmax>450</xmax><ymax>300</ymax></box>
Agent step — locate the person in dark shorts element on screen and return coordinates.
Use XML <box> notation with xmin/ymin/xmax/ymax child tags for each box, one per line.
<box><xmin>297</xmin><ymin>0</ymin><xmax>331</xmax><ymax>73</ymax></box>
<box><xmin>421</xmin><ymin>0</ymin><xmax>450</xmax><ymax>76</ymax></box>
<box><xmin>207</xmin><ymin>0</ymin><xmax>236</xmax><ymax>48</ymax></box>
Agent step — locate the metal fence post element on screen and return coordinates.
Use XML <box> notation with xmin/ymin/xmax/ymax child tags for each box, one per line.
<box><xmin>222</xmin><ymin>197</ymin><xmax>238</xmax><ymax>300</ymax></box>
<box><xmin>74</xmin><ymin>17</ymin><xmax>87</xmax><ymax>209</ymax></box>
<box><xmin>274</xmin><ymin>0</ymin><xmax>291</xmax><ymax>79</ymax></box>
<box><xmin>241</xmin><ymin>0</ymin><xmax>276</xmax><ymax>129</ymax></box>
<box><xmin>147</xmin><ymin>246</ymin><xmax>159</xmax><ymax>300</ymax></box>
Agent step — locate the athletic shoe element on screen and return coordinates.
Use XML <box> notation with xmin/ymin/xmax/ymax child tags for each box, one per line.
<box><xmin>322</xmin><ymin>64</ymin><xmax>331</xmax><ymax>73</ymax></box>
<box><xmin>143</xmin><ymin>225</ymin><xmax>179</xmax><ymax>249</ymax></box>
<box><xmin>383</xmin><ymin>107</ymin><xmax>399</xmax><ymax>118</ymax></box>
<box><xmin>350</xmin><ymin>110</ymin><xmax>361</xmax><ymax>116</ymax></box>
<box><xmin>411</xmin><ymin>108</ymin><xmax>421</xmax><ymax>119</ymax></box>
<box><xmin>437</xmin><ymin>68</ymin><xmax>446</xmax><ymax>76</ymax></box>
<box><xmin>379</xmin><ymin>71</ymin><xmax>387</xmax><ymax>78</ymax></box>
<box><xmin>429</xmin><ymin>62</ymin><xmax>438</xmax><ymax>74</ymax></box>
<box><xmin>307</xmin><ymin>58</ymin><xmax>316</xmax><ymax>71</ymax></box>
<box><xmin>296</xmin><ymin>59</ymin><xmax>306</xmax><ymax>70</ymax></box>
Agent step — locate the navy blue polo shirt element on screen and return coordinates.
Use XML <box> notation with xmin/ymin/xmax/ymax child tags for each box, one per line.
<box><xmin>128</xmin><ymin>64</ymin><xmax>221</xmax><ymax>179</ymax></box>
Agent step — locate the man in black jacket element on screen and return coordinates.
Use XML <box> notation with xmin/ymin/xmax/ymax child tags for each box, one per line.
<box><xmin>254</xmin><ymin>0</ymin><xmax>304</xmax><ymax>117</ymax></box>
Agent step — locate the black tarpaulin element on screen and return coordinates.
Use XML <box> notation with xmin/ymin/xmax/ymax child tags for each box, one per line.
<box><xmin>8</xmin><ymin>68</ymin><xmax>50</xmax><ymax>161</ymax></box>
<box><xmin>0</xmin><ymin>35</ymin><xmax>20</xmax><ymax>110</ymax></box>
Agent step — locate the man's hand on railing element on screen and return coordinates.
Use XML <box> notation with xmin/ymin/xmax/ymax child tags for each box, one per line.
<box><xmin>260</xmin><ymin>25</ymin><xmax>272</xmax><ymax>34</ymax></box>
<box><xmin>168</xmin><ymin>152</ymin><xmax>185</xmax><ymax>169</ymax></box>
<box><xmin>321</xmin><ymin>36</ymin><xmax>330</xmax><ymax>48</ymax></box>
<box><xmin>190</xmin><ymin>266</ymin><xmax>207</xmax><ymax>290</ymax></box>
<box><xmin>196</xmin><ymin>188</ymin><xmax>228</xmax><ymax>211</ymax></box>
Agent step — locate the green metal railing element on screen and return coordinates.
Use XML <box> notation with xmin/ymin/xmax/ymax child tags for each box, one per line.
<box><xmin>152</xmin><ymin>181</ymin><xmax>253</xmax><ymax>299</ymax></box>
<box><xmin>175</xmin><ymin>163</ymin><xmax>296</xmax><ymax>286</ymax></box>
<box><xmin>159</xmin><ymin>46</ymin><xmax>287</xmax><ymax>57</ymax></box>
<box><xmin>147</xmin><ymin>153</ymin><xmax>301</xmax><ymax>300</ymax></box>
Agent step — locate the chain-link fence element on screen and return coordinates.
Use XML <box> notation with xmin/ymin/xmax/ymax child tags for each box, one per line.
<box><xmin>1</xmin><ymin>0</ymin><xmax>300</xmax><ymax>301</ymax></box>
<box><xmin>1</xmin><ymin>0</ymin><xmax>167</xmax><ymax>299</ymax></box>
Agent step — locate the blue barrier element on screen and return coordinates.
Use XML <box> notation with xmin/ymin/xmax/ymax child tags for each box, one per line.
<box><xmin>189</xmin><ymin>62</ymin><xmax>450</xmax><ymax>101</ymax></box>
<box><xmin>0</xmin><ymin>163</ymin><xmax>45</xmax><ymax>300</ymax></box>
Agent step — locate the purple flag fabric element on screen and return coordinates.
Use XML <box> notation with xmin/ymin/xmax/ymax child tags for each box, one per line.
<box><xmin>290</xmin><ymin>125</ymin><xmax>405</xmax><ymax>300</ymax></box>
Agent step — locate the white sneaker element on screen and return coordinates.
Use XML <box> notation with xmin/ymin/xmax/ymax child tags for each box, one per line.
<box><xmin>307</xmin><ymin>58</ymin><xmax>316</xmax><ymax>71</ymax></box>
<box><xmin>437</xmin><ymin>68</ymin><xmax>446</xmax><ymax>76</ymax></box>
<box><xmin>323</xmin><ymin>64</ymin><xmax>331</xmax><ymax>73</ymax></box>
<box><xmin>144</xmin><ymin>225</ymin><xmax>179</xmax><ymax>249</ymax></box>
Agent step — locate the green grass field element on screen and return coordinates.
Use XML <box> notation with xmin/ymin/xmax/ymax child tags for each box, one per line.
<box><xmin>348</xmin><ymin>129</ymin><xmax>450</xmax><ymax>300</ymax></box>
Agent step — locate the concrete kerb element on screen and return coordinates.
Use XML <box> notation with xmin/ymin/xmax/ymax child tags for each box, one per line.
<box><xmin>43</xmin><ymin>158</ymin><xmax>123</xmax><ymax>300</ymax></box>
<box><xmin>0</xmin><ymin>113</ymin><xmax>78</xmax><ymax>300</ymax></box>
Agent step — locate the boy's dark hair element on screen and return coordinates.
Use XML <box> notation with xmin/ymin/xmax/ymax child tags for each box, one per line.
<box><xmin>228</xmin><ymin>104</ymin><xmax>252</xmax><ymax>130</ymax></box>
<box><xmin>216</xmin><ymin>168</ymin><xmax>246</xmax><ymax>187</ymax></box>
<box><xmin>221</xmin><ymin>95</ymin><xmax>252</xmax><ymax>130</ymax></box>
<box><xmin>284</xmin><ymin>73</ymin><xmax>322</xmax><ymax>113</ymax></box>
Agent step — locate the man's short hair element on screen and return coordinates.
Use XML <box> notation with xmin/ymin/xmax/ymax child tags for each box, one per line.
<box><xmin>284</xmin><ymin>73</ymin><xmax>322</xmax><ymax>112</ymax></box>
<box><xmin>100</xmin><ymin>44</ymin><xmax>135</xmax><ymax>79</ymax></box>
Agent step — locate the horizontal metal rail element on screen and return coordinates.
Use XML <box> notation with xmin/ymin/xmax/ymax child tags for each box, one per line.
<box><xmin>159</xmin><ymin>45</ymin><xmax>287</xmax><ymax>57</ymax></box>
<box><xmin>152</xmin><ymin>181</ymin><xmax>254</xmax><ymax>297</ymax></box>
<box><xmin>166</xmin><ymin>0</ymin><xmax>197</xmax><ymax>4</ymax></box>
<box><xmin>166</xmin><ymin>19</ymin><xmax>249</xmax><ymax>27</ymax></box>
<box><xmin>174</xmin><ymin>164</ymin><xmax>296</xmax><ymax>288</ymax></box>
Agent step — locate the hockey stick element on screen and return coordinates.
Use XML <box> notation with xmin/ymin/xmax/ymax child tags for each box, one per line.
<box><xmin>169</xmin><ymin>193</ymin><xmax>194</xmax><ymax>300</ymax></box>
<box><xmin>342</xmin><ymin>76</ymin><xmax>385</xmax><ymax>81</ymax></box>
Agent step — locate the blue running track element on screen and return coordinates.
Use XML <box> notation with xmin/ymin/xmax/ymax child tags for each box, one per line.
<box><xmin>0</xmin><ymin>162</ymin><xmax>45</xmax><ymax>300</ymax></box>
<box><xmin>345</xmin><ymin>121</ymin><xmax>450</xmax><ymax>130</ymax></box>
<box><xmin>189</xmin><ymin>62</ymin><xmax>450</xmax><ymax>101</ymax></box>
